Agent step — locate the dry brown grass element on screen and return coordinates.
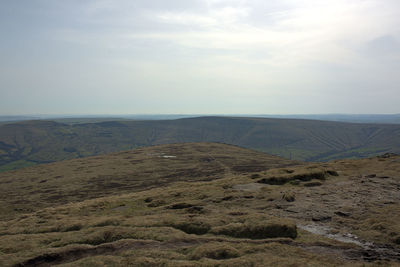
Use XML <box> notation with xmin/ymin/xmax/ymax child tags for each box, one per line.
<box><xmin>0</xmin><ymin>143</ymin><xmax>399</xmax><ymax>266</ymax></box>
<box><xmin>0</xmin><ymin>142</ymin><xmax>297</xmax><ymax>220</ymax></box>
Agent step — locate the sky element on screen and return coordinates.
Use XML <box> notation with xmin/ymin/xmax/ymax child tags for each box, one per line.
<box><xmin>0</xmin><ymin>0</ymin><xmax>399</xmax><ymax>115</ymax></box>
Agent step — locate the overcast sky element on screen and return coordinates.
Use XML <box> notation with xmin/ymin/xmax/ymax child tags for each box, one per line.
<box><xmin>1</xmin><ymin>0</ymin><xmax>399</xmax><ymax>115</ymax></box>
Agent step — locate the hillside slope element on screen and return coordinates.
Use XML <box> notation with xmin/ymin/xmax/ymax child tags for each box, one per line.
<box><xmin>0</xmin><ymin>143</ymin><xmax>399</xmax><ymax>266</ymax></box>
<box><xmin>0</xmin><ymin>142</ymin><xmax>297</xmax><ymax>219</ymax></box>
<box><xmin>1</xmin><ymin>116</ymin><xmax>400</xmax><ymax>171</ymax></box>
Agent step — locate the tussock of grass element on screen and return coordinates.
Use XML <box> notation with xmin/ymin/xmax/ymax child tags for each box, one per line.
<box><xmin>168</xmin><ymin>221</ymin><xmax>211</xmax><ymax>235</ymax></box>
<box><xmin>62</xmin><ymin>224</ymin><xmax>83</xmax><ymax>232</ymax></box>
<box><xmin>77</xmin><ymin>229</ymin><xmax>126</xmax><ymax>246</ymax></box>
<box><xmin>211</xmin><ymin>220</ymin><xmax>297</xmax><ymax>239</ymax></box>
<box><xmin>92</xmin><ymin>219</ymin><xmax>120</xmax><ymax>227</ymax></box>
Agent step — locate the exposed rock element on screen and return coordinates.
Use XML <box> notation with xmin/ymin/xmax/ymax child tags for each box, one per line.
<box><xmin>283</xmin><ymin>193</ymin><xmax>295</xmax><ymax>202</ymax></box>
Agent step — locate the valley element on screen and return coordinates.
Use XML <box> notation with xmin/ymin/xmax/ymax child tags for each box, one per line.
<box><xmin>1</xmin><ymin>117</ymin><xmax>400</xmax><ymax>172</ymax></box>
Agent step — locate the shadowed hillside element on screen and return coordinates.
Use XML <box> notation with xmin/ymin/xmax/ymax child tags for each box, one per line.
<box><xmin>1</xmin><ymin>116</ymin><xmax>400</xmax><ymax>171</ymax></box>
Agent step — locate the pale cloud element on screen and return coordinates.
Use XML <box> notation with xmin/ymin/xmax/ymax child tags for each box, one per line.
<box><xmin>149</xmin><ymin>0</ymin><xmax>398</xmax><ymax>67</ymax></box>
<box><xmin>157</xmin><ymin>12</ymin><xmax>218</xmax><ymax>27</ymax></box>
<box><xmin>1</xmin><ymin>0</ymin><xmax>400</xmax><ymax>114</ymax></box>
<box><xmin>51</xmin><ymin>0</ymin><xmax>400</xmax><ymax>66</ymax></box>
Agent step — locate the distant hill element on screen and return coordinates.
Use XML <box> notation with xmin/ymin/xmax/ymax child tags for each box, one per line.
<box><xmin>3</xmin><ymin>113</ymin><xmax>400</xmax><ymax>124</ymax></box>
<box><xmin>1</xmin><ymin>116</ymin><xmax>400</xmax><ymax>171</ymax></box>
<box><xmin>258</xmin><ymin>114</ymin><xmax>400</xmax><ymax>124</ymax></box>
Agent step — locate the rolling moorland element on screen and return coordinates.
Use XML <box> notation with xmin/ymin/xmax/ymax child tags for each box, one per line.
<box><xmin>255</xmin><ymin>114</ymin><xmax>400</xmax><ymax>124</ymax></box>
<box><xmin>1</xmin><ymin>116</ymin><xmax>400</xmax><ymax>172</ymax></box>
<box><xmin>0</xmin><ymin>142</ymin><xmax>399</xmax><ymax>266</ymax></box>
<box><xmin>2</xmin><ymin>114</ymin><xmax>400</xmax><ymax>124</ymax></box>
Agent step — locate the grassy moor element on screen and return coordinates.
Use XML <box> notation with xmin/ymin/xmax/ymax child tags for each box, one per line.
<box><xmin>1</xmin><ymin>143</ymin><xmax>400</xmax><ymax>266</ymax></box>
<box><xmin>3</xmin><ymin>0</ymin><xmax>400</xmax><ymax>266</ymax></box>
